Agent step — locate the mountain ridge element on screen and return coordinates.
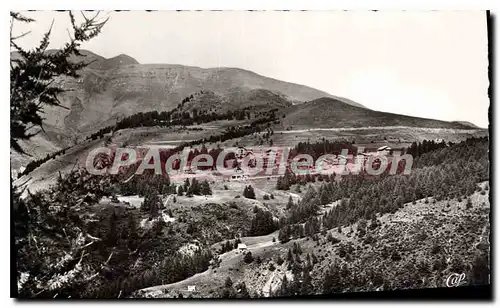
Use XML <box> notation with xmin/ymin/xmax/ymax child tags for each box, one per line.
<box><xmin>281</xmin><ymin>97</ymin><xmax>473</xmax><ymax>130</ymax></box>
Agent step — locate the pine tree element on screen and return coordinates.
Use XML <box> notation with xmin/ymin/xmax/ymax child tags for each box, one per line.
<box><xmin>287</xmin><ymin>195</ymin><xmax>294</xmax><ymax>209</ymax></box>
<box><xmin>301</xmin><ymin>267</ymin><xmax>313</xmax><ymax>295</ymax></box>
<box><xmin>10</xmin><ymin>11</ymin><xmax>108</xmax><ymax>153</ymax></box>
<box><xmin>243</xmin><ymin>251</ymin><xmax>254</xmax><ymax>263</ymax></box>
<box><xmin>177</xmin><ymin>185</ymin><xmax>184</xmax><ymax>196</ymax></box>
<box><xmin>201</xmin><ymin>180</ymin><xmax>212</xmax><ymax>195</ymax></box>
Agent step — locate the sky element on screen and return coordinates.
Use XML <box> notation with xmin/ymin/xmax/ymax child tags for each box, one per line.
<box><xmin>12</xmin><ymin>10</ymin><xmax>490</xmax><ymax>127</ymax></box>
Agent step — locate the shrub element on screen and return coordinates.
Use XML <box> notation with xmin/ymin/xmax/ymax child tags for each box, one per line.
<box><xmin>391</xmin><ymin>251</ymin><xmax>402</xmax><ymax>261</ymax></box>
<box><xmin>276</xmin><ymin>255</ymin><xmax>284</xmax><ymax>266</ymax></box>
<box><xmin>269</xmin><ymin>263</ymin><xmax>276</xmax><ymax>271</ymax></box>
<box><xmin>450</xmin><ymin>257</ymin><xmax>466</xmax><ymax>273</ymax></box>
<box><xmin>243</xmin><ymin>185</ymin><xmax>256</xmax><ymax>199</ymax></box>
<box><xmin>244</xmin><ymin>251</ymin><xmax>254</xmax><ymax>263</ymax></box>
<box><xmin>363</xmin><ymin>234</ymin><xmax>376</xmax><ymax>245</ymax></box>
<box><xmin>225</xmin><ymin>276</ymin><xmax>233</xmax><ymax>288</ymax></box>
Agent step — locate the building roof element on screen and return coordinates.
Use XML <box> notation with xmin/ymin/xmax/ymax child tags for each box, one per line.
<box><xmin>377</xmin><ymin>146</ymin><xmax>391</xmax><ymax>151</ymax></box>
<box><xmin>237</xmin><ymin>243</ymin><xmax>247</xmax><ymax>249</ymax></box>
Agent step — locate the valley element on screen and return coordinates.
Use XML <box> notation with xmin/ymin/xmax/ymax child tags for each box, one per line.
<box><xmin>11</xmin><ymin>50</ymin><xmax>490</xmax><ymax>299</ymax></box>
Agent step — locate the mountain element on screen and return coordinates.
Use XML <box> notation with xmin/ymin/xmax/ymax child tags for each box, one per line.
<box><xmin>10</xmin><ymin>50</ymin><xmax>483</xmax><ymax>172</ymax></box>
<box><xmin>281</xmin><ymin>97</ymin><xmax>473</xmax><ymax>129</ymax></box>
<box><xmin>11</xmin><ymin>50</ymin><xmax>363</xmax><ymax>134</ymax></box>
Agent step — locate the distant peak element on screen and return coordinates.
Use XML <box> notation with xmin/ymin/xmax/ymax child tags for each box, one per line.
<box><xmin>109</xmin><ymin>54</ymin><xmax>139</xmax><ymax>64</ymax></box>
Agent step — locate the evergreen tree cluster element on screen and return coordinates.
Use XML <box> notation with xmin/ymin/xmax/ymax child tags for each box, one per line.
<box><xmin>290</xmin><ymin>139</ymin><xmax>357</xmax><ymax>160</ymax></box>
<box><xmin>219</xmin><ymin>238</ymin><xmax>241</xmax><ymax>254</ymax></box>
<box><xmin>17</xmin><ymin>146</ymin><xmax>70</xmax><ymax>178</ymax></box>
<box><xmin>249</xmin><ymin>207</ymin><xmax>278</xmax><ymax>236</ymax></box>
<box><xmin>181</xmin><ymin>177</ymin><xmax>212</xmax><ymax>196</ymax></box>
<box><xmin>275</xmin><ymin>246</ymin><xmax>316</xmax><ymax>297</ymax></box>
<box><xmin>405</xmin><ymin>139</ymin><xmax>449</xmax><ymax>158</ymax></box>
<box><xmin>319</xmin><ymin>137</ymin><xmax>488</xmax><ymax>230</ymax></box>
<box><xmin>88</xmin><ymin>105</ymin><xmax>278</xmax><ymax>142</ymax></box>
<box><xmin>119</xmin><ymin>172</ymin><xmax>174</xmax><ymax>196</ymax></box>
<box><xmin>14</xmin><ymin>168</ymin><xmax>214</xmax><ymax>298</ymax></box>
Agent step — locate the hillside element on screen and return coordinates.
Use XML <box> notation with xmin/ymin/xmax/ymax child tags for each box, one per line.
<box><xmin>281</xmin><ymin>97</ymin><xmax>473</xmax><ymax>130</ymax></box>
<box><xmin>452</xmin><ymin>121</ymin><xmax>481</xmax><ymax>129</ymax></box>
<box><xmin>138</xmin><ymin>182</ymin><xmax>490</xmax><ymax>298</ymax></box>
<box><xmin>177</xmin><ymin>89</ymin><xmax>292</xmax><ymax>114</ymax></box>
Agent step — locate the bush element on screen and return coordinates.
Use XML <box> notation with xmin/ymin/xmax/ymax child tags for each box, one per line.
<box><xmin>243</xmin><ymin>185</ymin><xmax>256</xmax><ymax>199</ymax></box>
<box><xmin>391</xmin><ymin>251</ymin><xmax>402</xmax><ymax>261</ymax></box>
<box><xmin>225</xmin><ymin>276</ymin><xmax>233</xmax><ymax>288</ymax></box>
<box><xmin>244</xmin><ymin>251</ymin><xmax>254</xmax><ymax>263</ymax></box>
<box><xmin>276</xmin><ymin>255</ymin><xmax>284</xmax><ymax>266</ymax></box>
<box><xmin>269</xmin><ymin>263</ymin><xmax>276</xmax><ymax>271</ymax></box>
<box><xmin>263</xmin><ymin>194</ymin><xmax>270</xmax><ymax>200</ymax></box>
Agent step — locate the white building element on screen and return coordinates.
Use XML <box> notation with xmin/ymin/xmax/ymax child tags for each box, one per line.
<box><xmin>187</xmin><ymin>285</ymin><xmax>196</xmax><ymax>292</ymax></box>
<box><xmin>237</xmin><ymin>243</ymin><xmax>247</xmax><ymax>251</ymax></box>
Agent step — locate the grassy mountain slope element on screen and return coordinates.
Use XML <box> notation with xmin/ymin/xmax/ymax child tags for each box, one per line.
<box><xmin>138</xmin><ymin>182</ymin><xmax>490</xmax><ymax>298</ymax></box>
<box><xmin>281</xmin><ymin>97</ymin><xmax>473</xmax><ymax>129</ymax></box>
<box><xmin>452</xmin><ymin>121</ymin><xmax>482</xmax><ymax>129</ymax></box>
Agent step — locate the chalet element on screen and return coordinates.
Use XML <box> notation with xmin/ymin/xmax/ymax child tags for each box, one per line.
<box><xmin>377</xmin><ymin>146</ymin><xmax>392</xmax><ymax>156</ymax></box>
<box><xmin>237</xmin><ymin>243</ymin><xmax>248</xmax><ymax>251</ymax></box>
<box><xmin>377</xmin><ymin>145</ymin><xmax>391</xmax><ymax>151</ymax></box>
